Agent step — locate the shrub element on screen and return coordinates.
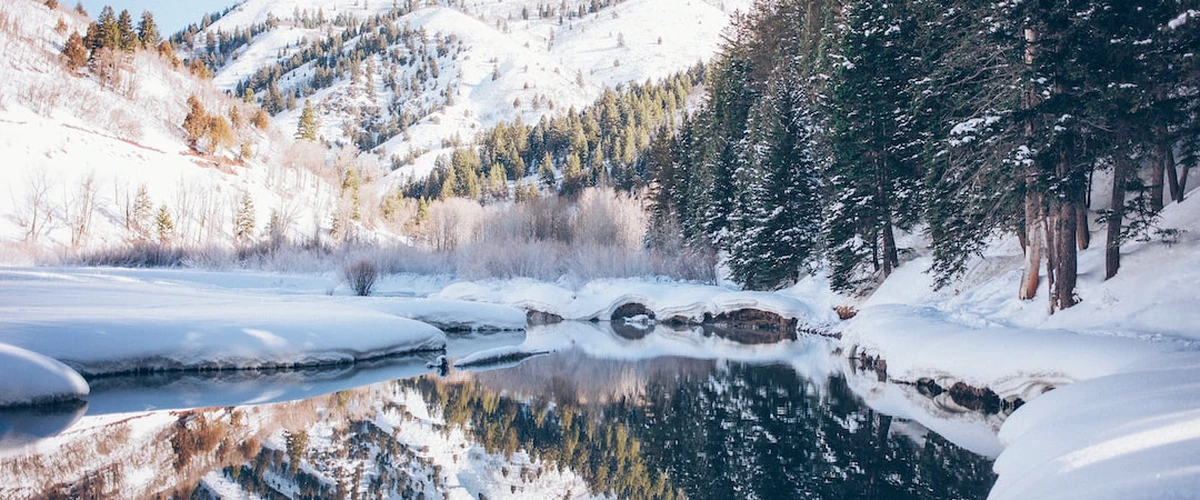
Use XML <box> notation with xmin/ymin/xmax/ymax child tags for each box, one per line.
<box><xmin>342</xmin><ymin>259</ymin><xmax>379</xmax><ymax>296</ymax></box>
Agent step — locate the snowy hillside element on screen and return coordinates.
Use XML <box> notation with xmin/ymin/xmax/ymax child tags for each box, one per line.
<box><xmin>0</xmin><ymin>0</ymin><xmax>355</xmax><ymax>253</ymax></box>
<box><xmin>188</xmin><ymin>0</ymin><xmax>751</xmax><ymax>182</ymax></box>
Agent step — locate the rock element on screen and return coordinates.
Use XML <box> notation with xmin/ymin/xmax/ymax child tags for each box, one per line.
<box><xmin>610</xmin><ymin>302</ymin><xmax>656</xmax><ymax>322</ymax></box>
<box><xmin>525</xmin><ymin>310</ymin><xmax>563</xmax><ymax>326</ymax></box>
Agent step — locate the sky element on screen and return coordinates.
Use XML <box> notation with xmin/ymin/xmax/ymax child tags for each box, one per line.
<box><xmin>77</xmin><ymin>0</ymin><xmax>238</xmax><ymax>35</ymax></box>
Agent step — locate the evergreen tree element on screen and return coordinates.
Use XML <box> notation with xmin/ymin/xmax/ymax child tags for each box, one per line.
<box><xmin>538</xmin><ymin>152</ymin><xmax>556</xmax><ymax>189</ymax></box>
<box><xmin>296</xmin><ymin>99</ymin><xmax>319</xmax><ymax>141</ymax></box>
<box><xmin>137</xmin><ymin>11</ymin><xmax>160</xmax><ymax>49</ymax></box>
<box><xmin>561</xmin><ymin>152</ymin><xmax>585</xmax><ymax>196</ymax></box>
<box><xmin>729</xmin><ymin>71</ymin><xmax>822</xmax><ymax>291</ymax></box>
<box><xmin>116</xmin><ymin>9</ymin><xmax>137</xmax><ymax>51</ymax></box>
<box><xmin>131</xmin><ymin>185</ymin><xmax>153</xmax><ymax>240</ymax></box>
<box><xmin>234</xmin><ymin>192</ymin><xmax>256</xmax><ymax>245</ymax></box>
<box><xmin>823</xmin><ymin>0</ymin><xmax>922</xmax><ymax>290</ymax></box>
<box><xmin>96</xmin><ymin>6</ymin><xmax>120</xmax><ymax>51</ymax></box>
<box><xmin>155</xmin><ymin>204</ymin><xmax>174</xmax><ymax>245</ymax></box>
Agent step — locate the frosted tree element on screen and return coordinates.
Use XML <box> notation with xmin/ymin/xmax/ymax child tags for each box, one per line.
<box><xmin>234</xmin><ymin>191</ymin><xmax>256</xmax><ymax>245</ymax></box>
<box><xmin>729</xmin><ymin>72</ymin><xmax>822</xmax><ymax>291</ymax></box>
<box><xmin>130</xmin><ymin>185</ymin><xmax>153</xmax><ymax>241</ymax></box>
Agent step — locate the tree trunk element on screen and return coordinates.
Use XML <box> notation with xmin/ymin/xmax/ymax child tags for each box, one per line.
<box><xmin>1019</xmin><ymin>180</ymin><xmax>1043</xmax><ymax>301</ymax></box>
<box><xmin>1106</xmin><ymin>150</ymin><xmax>1130</xmax><ymax>280</ymax></box>
<box><xmin>1164</xmin><ymin>145</ymin><xmax>1180</xmax><ymax>203</ymax></box>
<box><xmin>1151</xmin><ymin>146</ymin><xmax>1165</xmax><ymax>213</ymax></box>
<box><xmin>1075</xmin><ymin>202</ymin><xmax>1089</xmax><ymax>250</ymax></box>
<box><xmin>1179</xmin><ymin>161</ymin><xmax>1191</xmax><ymax>202</ymax></box>
<box><xmin>881</xmin><ymin>214</ymin><xmax>898</xmax><ymax>277</ymax></box>
<box><xmin>1050</xmin><ymin>197</ymin><xmax>1078</xmax><ymax>311</ymax></box>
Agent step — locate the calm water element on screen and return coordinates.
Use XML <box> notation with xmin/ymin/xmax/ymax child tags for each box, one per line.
<box><xmin>0</xmin><ymin>324</ymin><xmax>997</xmax><ymax>499</ymax></box>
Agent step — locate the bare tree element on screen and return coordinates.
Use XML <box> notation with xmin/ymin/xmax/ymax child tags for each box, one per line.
<box><xmin>61</xmin><ymin>172</ymin><xmax>98</xmax><ymax>248</ymax></box>
<box><xmin>11</xmin><ymin>170</ymin><xmax>55</xmax><ymax>243</ymax></box>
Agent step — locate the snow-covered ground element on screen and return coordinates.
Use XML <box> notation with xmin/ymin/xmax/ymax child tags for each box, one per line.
<box><xmin>0</xmin><ymin>344</ymin><xmax>88</xmax><ymax>407</ymax></box>
<box><xmin>436</xmin><ymin>277</ymin><xmax>838</xmax><ymax>326</ymax></box>
<box><xmin>829</xmin><ymin>188</ymin><xmax>1200</xmax><ymax>499</ymax></box>
<box><xmin>0</xmin><ymin>267</ymin><xmax>450</xmax><ymax>377</ymax></box>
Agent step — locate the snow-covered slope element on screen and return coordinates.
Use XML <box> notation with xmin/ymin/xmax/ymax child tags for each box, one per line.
<box><xmin>0</xmin><ymin>0</ymin><xmax>355</xmax><ymax>252</ymax></box>
<box><xmin>193</xmin><ymin>0</ymin><xmax>751</xmax><ymax>182</ymax></box>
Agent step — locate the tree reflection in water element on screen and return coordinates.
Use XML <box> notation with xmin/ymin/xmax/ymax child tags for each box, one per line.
<box><xmin>1</xmin><ymin>348</ymin><xmax>996</xmax><ymax>499</ymax></box>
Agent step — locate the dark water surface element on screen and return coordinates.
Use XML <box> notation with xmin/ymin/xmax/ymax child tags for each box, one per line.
<box><xmin>0</xmin><ymin>325</ymin><xmax>997</xmax><ymax>499</ymax></box>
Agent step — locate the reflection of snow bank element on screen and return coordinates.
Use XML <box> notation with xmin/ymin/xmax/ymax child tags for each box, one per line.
<box><xmin>436</xmin><ymin>278</ymin><xmax>837</xmax><ymax>327</ymax></box>
<box><xmin>0</xmin><ymin>270</ymin><xmax>447</xmax><ymax>377</ymax></box>
<box><xmin>453</xmin><ymin>345</ymin><xmax>551</xmax><ymax>370</ymax></box>
<box><xmin>0</xmin><ymin>344</ymin><xmax>89</xmax><ymax>407</ymax></box>
<box><xmin>839</xmin><ymin>305</ymin><xmax>1171</xmax><ymax>402</ymax></box>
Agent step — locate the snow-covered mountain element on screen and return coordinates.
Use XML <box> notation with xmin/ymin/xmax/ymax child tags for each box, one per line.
<box><xmin>184</xmin><ymin>0</ymin><xmax>751</xmax><ymax>181</ymax></box>
<box><xmin>0</xmin><ymin>0</ymin><xmax>749</xmax><ymax>254</ymax></box>
<box><xmin>0</xmin><ymin>0</ymin><xmax>353</xmax><ymax>253</ymax></box>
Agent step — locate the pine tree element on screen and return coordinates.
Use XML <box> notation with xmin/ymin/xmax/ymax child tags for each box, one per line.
<box><xmin>96</xmin><ymin>6</ymin><xmax>119</xmax><ymax>51</ymax></box>
<box><xmin>62</xmin><ymin>32</ymin><xmax>89</xmax><ymax>71</ymax></box>
<box><xmin>137</xmin><ymin>11</ymin><xmax>159</xmax><ymax>49</ymax></box>
<box><xmin>561</xmin><ymin>152</ymin><xmax>584</xmax><ymax>196</ymax></box>
<box><xmin>729</xmin><ymin>71</ymin><xmax>822</xmax><ymax>291</ymax></box>
<box><xmin>131</xmin><ymin>185</ymin><xmax>153</xmax><ymax>240</ymax></box>
<box><xmin>116</xmin><ymin>9</ymin><xmax>137</xmax><ymax>51</ymax></box>
<box><xmin>155</xmin><ymin>204</ymin><xmax>174</xmax><ymax>245</ymax></box>
<box><xmin>296</xmin><ymin>99</ymin><xmax>319</xmax><ymax>141</ymax></box>
<box><xmin>823</xmin><ymin>0</ymin><xmax>922</xmax><ymax>290</ymax></box>
<box><xmin>538</xmin><ymin>152</ymin><xmax>556</xmax><ymax>189</ymax></box>
<box><xmin>234</xmin><ymin>192</ymin><xmax>256</xmax><ymax>245</ymax></box>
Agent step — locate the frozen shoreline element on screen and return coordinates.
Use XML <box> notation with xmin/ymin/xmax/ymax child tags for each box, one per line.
<box><xmin>1</xmin><ymin>263</ymin><xmax>1196</xmax><ymax>499</ymax></box>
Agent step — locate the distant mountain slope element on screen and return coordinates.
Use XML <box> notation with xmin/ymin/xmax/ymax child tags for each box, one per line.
<box><xmin>184</xmin><ymin>0</ymin><xmax>750</xmax><ymax>180</ymax></box>
<box><xmin>0</xmin><ymin>0</ymin><xmax>346</xmax><ymax>252</ymax></box>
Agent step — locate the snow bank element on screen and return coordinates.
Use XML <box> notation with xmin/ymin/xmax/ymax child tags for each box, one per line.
<box><xmin>989</xmin><ymin>353</ymin><xmax>1200</xmax><ymax>500</ymax></box>
<box><xmin>0</xmin><ymin>344</ymin><xmax>89</xmax><ymax>407</ymax></box>
<box><xmin>0</xmin><ymin>269</ymin><xmax>447</xmax><ymax>376</ymax></box>
<box><xmin>353</xmin><ymin>297</ymin><xmax>527</xmax><ymax>332</ymax></box>
<box><xmin>840</xmin><ymin>305</ymin><xmax>1176</xmax><ymax>401</ymax></box>
<box><xmin>436</xmin><ymin>278</ymin><xmax>837</xmax><ymax>327</ymax></box>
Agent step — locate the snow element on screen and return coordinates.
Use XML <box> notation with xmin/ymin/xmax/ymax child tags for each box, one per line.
<box><xmin>840</xmin><ymin>304</ymin><xmax>1174</xmax><ymax>401</ymax></box>
<box><xmin>836</xmin><ymin>191</ymin><xmax>1200</xmax><ymax>499</ymax></box>
<box><xmin>354</xmin><ymin>297</ymin><xmax>527</xmax><ymax>332</ymax></box>
<box><xmin>989</xmin><ymin>353</ymin><xmax>1200</xmax><ymax>500</ymax></box>
<box><xmin>436</xmin><ymin>277</ymin><xmax>838</xmax><ymax>326</ymax></box>
<box><xmin>0</xmin><ymin>344</ymin><xmax>89</xmax><ymax>407</ymax></box>
<box><xmin>0</xmin><ymin>268</ymin><xmax>447</xmax><ymax>376</ymax></box>
<box><xmin>452</xmin><ymin>344</ymin><xmax>551</xmax><ymax>370</ymax></box>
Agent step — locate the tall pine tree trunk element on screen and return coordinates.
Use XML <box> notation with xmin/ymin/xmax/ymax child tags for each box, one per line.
<box><xmin>1107</xmin><ymin>148</ymin><xmax>1130</xmax><ymax>279</ymax></box>
<box><xmin>1019</xmin><ymin>179</ymin><xmax>1044</xmax><ymax>300</ymax></box>
<box><xmin>1179</xmin><ymin>160</ymin><xmax>1192</xmax><ymax>202</ymax></box>
<box><xmin>1076</xmin><ymin>202</ymin><xmax>1090</xmax><ymax>250</ymax></box>
<box><xmin>1151</xmin><ymin>147</ymin><xmax>1166</xmax><ymax>213</ymax></box>
<box><xmin>881</xmin><ymin>214</ymin><xmax>898</xmax><ymax>277</ymax></box>
<box><xmin>1018</xmin><ymin>25</ymin><xmax>1043</xmax><ymax>301</ymax></box>
<box><xmin>1164</xmin><ymin>144</ymin><xmax>1180</xmax><ymax>203</ymax></box>
<box><xmin>1050</xmin><ymin>195</ymin><xmax>1078</xmax><ymax>311</ymax></box>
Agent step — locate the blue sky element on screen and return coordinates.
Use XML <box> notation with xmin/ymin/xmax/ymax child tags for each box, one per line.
<box><xmin>77</xmin><ymin>0</ymin><xmax>237</xmax><ymax>35</ymax></box>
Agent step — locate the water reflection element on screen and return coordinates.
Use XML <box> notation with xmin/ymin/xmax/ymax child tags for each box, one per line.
<box><xmin>0</xmin><ymin>324</ymin><xmax>998</xmax><ymax>499</ymax></box>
